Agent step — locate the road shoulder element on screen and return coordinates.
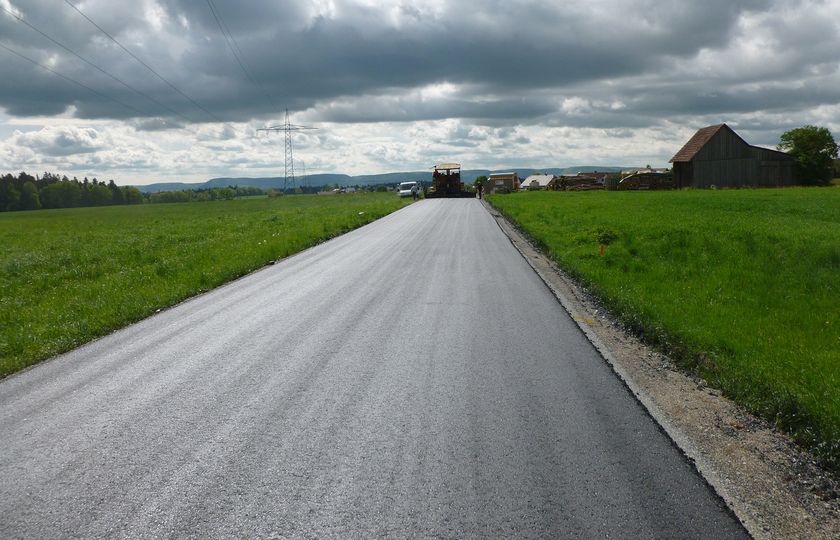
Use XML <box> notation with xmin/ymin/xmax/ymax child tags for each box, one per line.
<box><xmin>482</xmin><ymin>200</ymin><xmax>839</xmax><ymax>540</ymax></box>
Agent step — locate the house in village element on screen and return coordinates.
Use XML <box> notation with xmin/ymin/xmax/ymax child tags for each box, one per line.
<box><xmin>522</xmin><ymin>174</ymin><xmax>558</xmax><ymax>190</ymax></box>
<box><xmin>484</xmin><ymin>172</ymin><xmax>520</xmax><ymax>193</ymax></box>
<box><xmin>670</xmin><ymin>124</ymin><xmax>795</xmax><ymax>188</ymax></box>
<box><xmin>575</xmin><ymin>171</ymin><xmax>609</xmax><ymax>184</ymax></box>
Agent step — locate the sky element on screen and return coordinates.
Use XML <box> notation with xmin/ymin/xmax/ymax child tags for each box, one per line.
<box><xmin>1</xmin><ymin>0</ymin><xmax>839</xmax><ymax>185</ymax></box>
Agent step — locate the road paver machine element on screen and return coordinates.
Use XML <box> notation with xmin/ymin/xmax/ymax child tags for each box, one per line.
<box><xmin>427</xmin><ymin>163</ymin><xmax>474</xmax><ymax>198</ymax></box>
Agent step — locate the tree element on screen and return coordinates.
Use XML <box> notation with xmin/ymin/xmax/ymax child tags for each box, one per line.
<box><xmin>150</xmin><ymin>190</ymin><xmax>190</xmax><ymax>203</ymax></box>
<box><xmin>108</xmin><ymin>179</ymin><xmax>124</xmax><ymax>204</ymax></box>
<box><xmin>208</xmin><ymin>187</ymin><xmax>235</xmax><ymax>200</ymax></box>
<box><xmin>4</xmin><ymin>185</ymin><xmax>20</xmax><ymax>211</ymax></box>
<box><xmin>473</xmin><ymin>175</ymin><xmax>487</xmax><ymax>186</ymax></box>
<box><xmin>88</xmin><ymin>183</ymin><xmax>113</xmax><ymax>205</ymax></box>
<box><xmin>778</xmin><ymin>125</ymin><xmax>839</xmax><ymax>185</ymax></box>
<box><xmin>0</xmin><ymin>174</ymin><xmax>16</xmax><ymax>210</ymax></box>
<box><xmin>20</xmin><ymin>181</ymin><xmax>41</xmax><ymax>210</ymax></box>
<box><xmin>121</xmin><ymin>186</ymin><xmax>144</xmax><ymax>204</ymax></box>
<box><xmin>40</xmin><ymin>181</ymin><xmax>82</xmax><ymax>208</ymax></box>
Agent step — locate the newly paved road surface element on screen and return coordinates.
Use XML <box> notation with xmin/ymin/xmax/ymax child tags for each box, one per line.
<box><xmin>0</xmin><ymin>199</ymin><xmax>747</xmax><ymax>538</ymax></box>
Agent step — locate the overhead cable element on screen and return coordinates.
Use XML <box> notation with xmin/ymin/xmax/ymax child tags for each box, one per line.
<box><xmin>204</xmin><ymin>0</ymin><xmax>279</xmax><ymax>111</ymax></box>
<box><xmin>62</xmin><ymin>0</ymin><xmax>225</xmax><ymax>123</ymax></box>
<box><xmin>0</xmin><ymin>41</ymin><xmax>147</xmax><ymax>117</ymax></box>
<box><xmin>1</xmin><ymin>5</ymin><xmax>193</xmax><ymax>122</ymax></box>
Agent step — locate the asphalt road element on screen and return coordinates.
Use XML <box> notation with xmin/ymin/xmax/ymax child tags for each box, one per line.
<box><xmin>0</xmin><ymin>199</ymin><xmax>747</xmax><ymax>538</ymax></box>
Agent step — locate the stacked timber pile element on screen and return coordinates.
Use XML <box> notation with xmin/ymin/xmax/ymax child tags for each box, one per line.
<box><xmin>560</xmin><ymin>175</ymin><xmax>604</xmax><ymax>191</ymax></box>
<box><xmin>617</xmin><ymin>172</ymin><xmax>674</xmax><ymax>190</ymax></box>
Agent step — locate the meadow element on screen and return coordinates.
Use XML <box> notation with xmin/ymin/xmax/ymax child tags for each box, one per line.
<box><xmin>488</xmin><ymin>188</ymin><xmax>840</xmax><ymax>470</ymax></box>
<box><xmin>0</xmin><ymin>193</ymin><xmax>410</xmax><ymax>377</ymax></box>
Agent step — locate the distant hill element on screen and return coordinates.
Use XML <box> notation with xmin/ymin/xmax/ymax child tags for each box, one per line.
<box><xmin>134</xmin><ymin>166</ymin><xmax>631</xmax><ymax>193</ymax></box>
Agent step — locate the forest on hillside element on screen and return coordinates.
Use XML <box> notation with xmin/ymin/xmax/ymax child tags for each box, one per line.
<box><xmin>0</xmin><ymin>172</ymin><xmax>266</xmax><ymax>212</ymax></box>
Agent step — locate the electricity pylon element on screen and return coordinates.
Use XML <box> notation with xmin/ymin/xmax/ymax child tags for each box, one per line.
<box><xmin>257</xmin><ymin>109</ymin><xmax>317</xmax><ymax>190</ymax></box>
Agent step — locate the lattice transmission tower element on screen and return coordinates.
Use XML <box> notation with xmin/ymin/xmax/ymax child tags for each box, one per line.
<box><xmin>257</xmin><ymin>109</ymin><xmax>317</xmax><ymax>190</ymax></box>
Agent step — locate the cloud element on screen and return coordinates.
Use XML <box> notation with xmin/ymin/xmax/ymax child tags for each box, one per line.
<box><xmin>12</xmin><ymin>125</ymin><xmax>104</xmax><ymax>156</ymax></box>
<box><xmin>133</xmin><ymin>117</ymin><xmax>184</xmax><ymax>131</ymax></box>
<box><xmin>0</xmin><ymin>0</ymin><xmax>838</xmax><ymax>182</ymax></box>
<box><xmin>0</xmin><ymin>0</ymin><xmax>795</xmax><ymax>124</ymax></box>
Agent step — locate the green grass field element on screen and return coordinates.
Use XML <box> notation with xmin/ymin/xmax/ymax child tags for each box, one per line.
<box><xmin>488</xmin><ymin>188</ymin><xmax>840</xmax><ymax>470</ymax></box>
<box><xmin>0</xmin><ymin>193</ymin><xmax>410</xmax><ymax>377</ymax></box>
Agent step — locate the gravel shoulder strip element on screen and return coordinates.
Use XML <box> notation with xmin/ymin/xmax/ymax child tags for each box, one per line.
<box><xmin>483</xmin><ymin>199</ymin><xmax>840</xmax><ymax>540</ymax></box>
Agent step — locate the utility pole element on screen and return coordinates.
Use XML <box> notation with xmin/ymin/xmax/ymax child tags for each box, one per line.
<box><xmin>257</xmin><ymin>109</ymin><xmax>317</xmax><ymax>191</ymax></box>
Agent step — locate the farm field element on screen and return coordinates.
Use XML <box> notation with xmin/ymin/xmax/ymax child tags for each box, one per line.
<box><xmin>0</xmin><ymin>193</ymin><xmax>410</xmax><ymax>377</ymax></box>
<box><xmin>487</xmin><ymin>188</ymin><xmax>840</xmax><ymax>470</ymax></box>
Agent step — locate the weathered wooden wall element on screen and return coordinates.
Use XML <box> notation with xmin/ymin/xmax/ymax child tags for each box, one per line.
<box><xmin>677</xmin><ymin>128</ymin><xmax>795</xmax><ymax>188</ymax></box>
<box><xmin>754</xmin><ymin>148</ymin><xmax>796</xmax><ymax>187</ymax></box>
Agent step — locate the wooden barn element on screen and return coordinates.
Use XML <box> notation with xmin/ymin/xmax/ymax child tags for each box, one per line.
<box><xmin>670</xmin><ymin>124</ymin><xmax>795</xmax><ymax>188</ymax></box>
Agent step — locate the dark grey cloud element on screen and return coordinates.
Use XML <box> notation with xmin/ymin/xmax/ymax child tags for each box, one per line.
<box><xmin>307</xmin><ymin>90</ymin><xmax>557</xmax><ymax>123</ymax></box>
<box><xmin>0</xmin><ymin>0</ymin><xmax>837</xmax><ymax>141</ymax></box>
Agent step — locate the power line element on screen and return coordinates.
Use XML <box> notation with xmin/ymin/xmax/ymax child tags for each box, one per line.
<box><xmin>1</xmin><ymin>5</ymin><xmax>193</xmax><ymax>122</ymax></box>
<box><xmin>62</xmin><ymin>0</ymin><xmax>224</xmax><ymax>123</ymax></box>
<box><xmin>205</xmin><ymin>1</ymin><xmax>255</xmax><ymax>86</ymax></box>
<box><xmin>202</xmin><ymin>1</ymin><xmax>316</xmax><ymax>188</ymax></box>
<box><xmin>0</xmin><ymin>41</ymin><xmax>147</xmax><ymax>117</ymax></box>
<box><xmin>204</xmin><ymin>0</ymin><xmax>278</xmax><ymax>111</ymax></box>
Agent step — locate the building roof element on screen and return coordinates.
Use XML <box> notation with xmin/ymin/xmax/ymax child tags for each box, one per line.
<box><xmin>752</xmin><ymin>146</ymin><xmax>795</xmax><ymax>160</ymax></box>
<box><xmin>669</xmin><ymin>123</ymin><xmax>758</xmax><ymax>162</ymax></box>
<box><xmin>670</xmin><ymin>124</ymin><xmax>727</xmax><ymax>162</ymax></box>
<box><xmin>670</xmin><ymin>123</ymin><xmax>792</xmax><ymax>163</ymax></box>
<box><xmin>524</xmin><ymin>174</ymin><xmax>555</xmax><ymax>186</ymax></box>
<box><xmin>489</xmin><ymin>172</ymin><xmax>517</xmax><ymax>179</ymax></box>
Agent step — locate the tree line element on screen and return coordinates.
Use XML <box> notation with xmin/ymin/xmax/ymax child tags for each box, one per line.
<box><xmin>0</xmin><ymin>172</ymin><xmax>143</xmax><ymax>211</ymax></box>
<box><xmin>0</xmin><ymin>172</ymin><xmax>268</xmax><ymax>212</ymax></box>
<box><xmin>147</xmin><ymin>185</ymin><xmax>264</xmax><ymax>203</ymax></box>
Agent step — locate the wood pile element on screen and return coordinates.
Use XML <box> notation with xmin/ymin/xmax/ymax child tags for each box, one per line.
<box><xmin>617</xmin><ymin>172</ymin><xmax>674</xmax><ymax>190</ymax></box>
<box><xmin>559</xmin><ymin>176</ymin><xmax>604</xmax><ymax>191</ymax></box>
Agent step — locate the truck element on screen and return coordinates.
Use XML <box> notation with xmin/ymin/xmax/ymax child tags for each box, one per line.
<box><xmin>426</xmin><ymin>163</ymin><xmax>475</xmax><ymax>198</ymax></box>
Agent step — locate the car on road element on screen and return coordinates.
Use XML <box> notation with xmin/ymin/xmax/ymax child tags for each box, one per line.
<box><xmin>397</xmin><ymin>181</ymin><xmax>421</xmax><ymax>198</ymax></box>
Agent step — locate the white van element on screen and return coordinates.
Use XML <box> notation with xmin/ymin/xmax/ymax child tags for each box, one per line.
<box><xmin>397</xmin><ymin>181</ymin><xmax>421</xmax><ymax>198</ymax></box>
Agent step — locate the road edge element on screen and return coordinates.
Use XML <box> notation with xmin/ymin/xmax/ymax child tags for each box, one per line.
<box><xmin>481</xmin><ymin>198</ymin><xmax>839</xmax><ymax>540</ymax></box>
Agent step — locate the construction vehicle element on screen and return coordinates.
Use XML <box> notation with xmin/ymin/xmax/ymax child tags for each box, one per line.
<box><xmin>427</xmin><ymin>163</ymin><xmax>474</xmax><ymax>198</ymax></box>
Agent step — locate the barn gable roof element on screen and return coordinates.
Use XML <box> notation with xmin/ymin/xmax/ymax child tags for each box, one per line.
<box><xmin>670</xmin><ymin>123</ymin><xmax>792</xmax><ymax>163</ymax></box>
<box><xmin>669</xmin><ymin>124</ymin><xmax>727</xmax><ymax>162</ymax></box>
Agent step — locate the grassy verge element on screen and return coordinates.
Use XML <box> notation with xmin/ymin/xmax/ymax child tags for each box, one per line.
<box><xmin>0</xmin><ymin>193</ymin><xmax>410</xmax><ymax>377</ymax></box>
<box><xmin>487</xmin><ymin>188</ymin><xmax>839</xmax><ymax>470</ymax></box>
